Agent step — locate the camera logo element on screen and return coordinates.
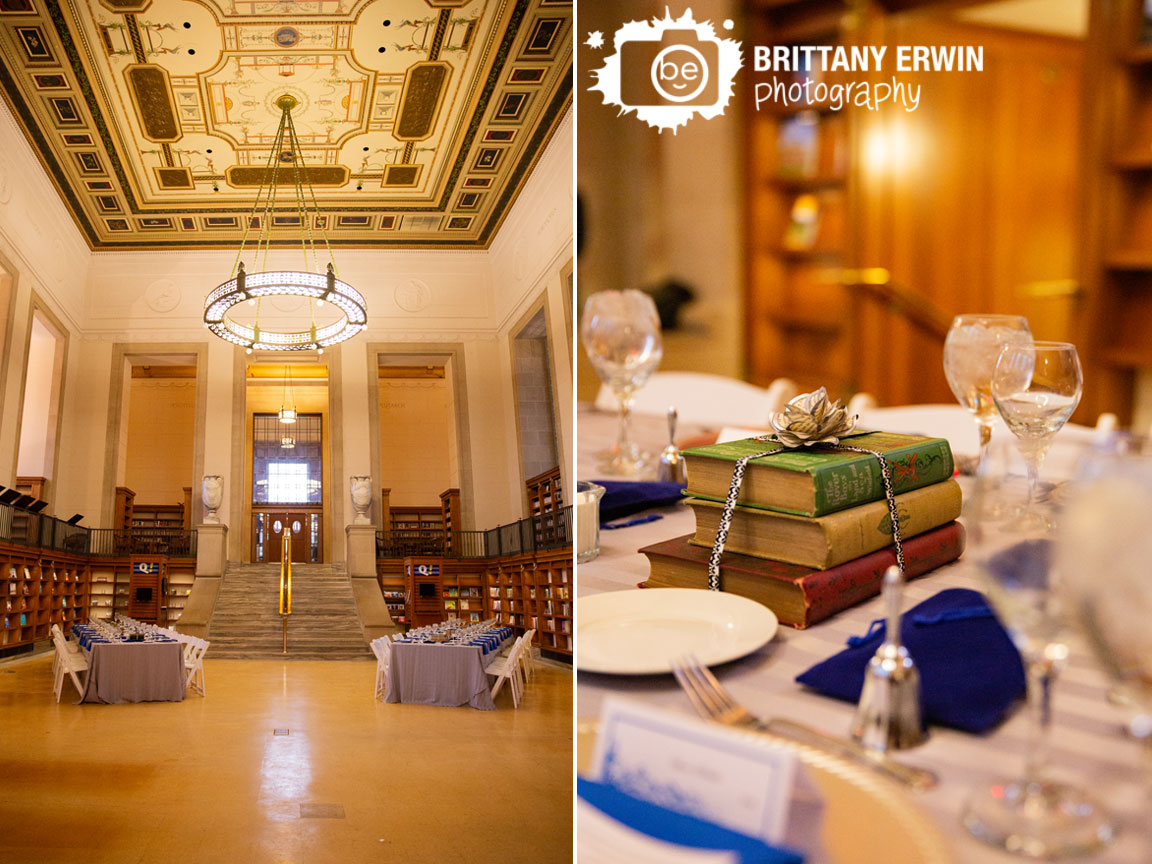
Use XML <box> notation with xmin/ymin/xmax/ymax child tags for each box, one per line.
<box><xmin>588</xmin><ymin>9</ymin><xmax>742</xmax><ymax>133</ymax></box>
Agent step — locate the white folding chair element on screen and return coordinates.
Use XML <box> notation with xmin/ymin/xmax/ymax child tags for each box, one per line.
<box><xmin>486</xmin><ymin>636</ymin><xmax>525</xmax><ymax>708</ymax></box>
<box><xmin>49</xmin><ymin>624</ymin><xmax>80</xmax><ymax>679</ymax></box>
<box><xmin>51</xmin><ymin>627</ymin><xmax>88</xmax><ymax>703</ymax></box>
<box><xmin>504</xmin><ymin>628</ymin><xmax>536</xmax><ymax>683</ymax></box>
<box><xmin>183</xmin><ymin>636</ymin><xmax>208</xmax><ymax>696</ymax></box>
<box><xmin>371</xmin><ymin>636</ymin><xmax>391</xmax><ymax>700</ymax></box>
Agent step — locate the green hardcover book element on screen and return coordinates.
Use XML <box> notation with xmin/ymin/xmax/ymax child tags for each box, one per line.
<box><xmin>681</xmin><ymin>431</ymin><xmax>955</xmax><ymax>517</ymax></box>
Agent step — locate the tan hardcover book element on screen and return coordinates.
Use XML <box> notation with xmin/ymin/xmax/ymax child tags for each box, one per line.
<box><xmin>686</xmin><ymin>478</ymin><xmax>962</xmax><ymax>569</ymax></box>
<box><xmin>641</xmin><ymin>523</ymin><xmax>965</xmax><ymax>628</ymax></box>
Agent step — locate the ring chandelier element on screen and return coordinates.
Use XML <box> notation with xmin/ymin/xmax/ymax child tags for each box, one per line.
<box><xmin>203</xmin><ymin>94</ymin><xmax>367</xmax><ymax>353</ymax></box>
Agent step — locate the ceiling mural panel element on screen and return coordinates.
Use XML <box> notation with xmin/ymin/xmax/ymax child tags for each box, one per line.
<box><xmin>0</xmin><ymin>0</ymin><xmax>571</xmax><ymax>248</ymax></box>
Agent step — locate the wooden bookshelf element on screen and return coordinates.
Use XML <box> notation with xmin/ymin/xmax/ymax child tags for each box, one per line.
<box><xmin>1</xmin><ymin>545</ymin><xmax>90</xmax><ymax>652</ymax></box>
<box><xmin>744</xmin><ymin>2</ymin><xmax>854</xmax><ymax>396</ymax></box>
<box><xmin>131</xmin><ymin>504</ymin><xmax>185</xmax><ymax>530</ymax></box>
<box><xmin>1080</xmin><ymin>1</ymin><xmax>1152</xmax><ymax>421</ymax></box>
<box><xmin>440</xmin><ymin>488</ymin><xmax>461</xmax><ymax>554</ymax></box>
<box><xmin>526</xmin><ymin>467</ymin><xmax>563</xmax><ymax>517</ymax></box>
<box><xmin>377</xmin><ymin>550</ymin><xmax>572</xmax><ymax>656</ymax></box>
<box><xmin>113</xmin><ymin>487</ymin><xmax>135</xmax><ymax>531</ymax></box>
<box><xmin>390</xmin><ymin>506</ymin><xmax>443</xmax><ymax>532</ymax></box>
<box><xmin>164</xmin><ymin>560</ymin><xmax>195</xmax><ymax>624</ymax></box>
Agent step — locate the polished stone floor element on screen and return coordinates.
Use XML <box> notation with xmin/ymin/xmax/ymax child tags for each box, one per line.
<box><xmin>0</xmin><ymin>652</ymin><xmax>573</xmax><ymax>863</ymax></box>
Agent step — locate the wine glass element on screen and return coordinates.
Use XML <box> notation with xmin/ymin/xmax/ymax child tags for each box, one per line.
<box><xmin>1057</xmin><ymin>446</ymin><xmax>1152</xmax><ymax>779</ymax></box>
<box><xmin>961</xmin><ymin>435</ymin><xmax>1115</xmax><ymax>856</ymax></box>
<box><xmin>580</xmin><ymin>290</ymin><xmax>663</xmax><ymax>476</ymax></box>
<box><xmin>991</xmin><ymin>342</ymin><xmax>1082</xmax><ymax>529</ymax></box>
<box><xmin>943</xmin><ymin>314</ymin><xmax>1033</xmax><ymax>471</ymax></box>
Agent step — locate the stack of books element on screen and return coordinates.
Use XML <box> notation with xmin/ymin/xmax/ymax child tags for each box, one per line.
<box><xmin>640</xmin><ymin>432</ymin><xmax>965</xmax><ymax>628</ymax></box>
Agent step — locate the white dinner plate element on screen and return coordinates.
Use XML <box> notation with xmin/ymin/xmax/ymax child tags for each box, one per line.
<box><xmin>577</xmin><ymin>588</ymin><xmax>778</xmax><ymax>675</ymax></box>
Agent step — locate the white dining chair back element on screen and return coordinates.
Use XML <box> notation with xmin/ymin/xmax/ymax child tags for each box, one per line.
<box><xmin>371</xmin><ymin>636</ymin><xmax>392</xmax><ymax>700</ymax></box>
<box><xmin>183</xmin><ymin>636</ymin><xmax>208</xmax><ymax>697</ymax></box>
<box><xmin>486</xmin><ymin>636</ymin><xmax>525</xmax><ymax>708</ymax></box>
<box><xmin>594</xmin><ymin>373</ymin><xmax>798</xmax><ymax>428</ymax></box>
<box><xmin>518</xmin><ymin>628</ymin><xmax>537</xmax><ymax>683</ymax></box>
<box><xmin>51</xmin><ymin>627</ymin><xmax>88</xmax><ymax>703</ymax></box>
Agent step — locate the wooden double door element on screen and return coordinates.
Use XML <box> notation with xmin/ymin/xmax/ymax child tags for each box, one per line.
<box><xmin>251</xmin><ymin>507</ymin><xmax>322</xmax><ymax>563</ymax></box>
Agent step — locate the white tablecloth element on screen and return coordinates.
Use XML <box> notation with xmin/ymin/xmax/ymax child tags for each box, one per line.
<box><xmin>577</xmin><ymin>405</ymin><xmax>1148</xmax><ymax>863</ymax></box>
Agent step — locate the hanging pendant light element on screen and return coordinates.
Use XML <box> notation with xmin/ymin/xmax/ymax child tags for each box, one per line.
<box><xmin>204</xmin><ymin>94</ymin><xmax>367</xmax><ymax>352</ymax></box>
<box><xmin>279</xmin><ymin>364</ymin><xmax>297</xmax><ymax>424</ymax></box>
<box><xmin>280</xmin><ymin>434</ymin><xmax>296</xmax><ymax>449</ymax></box>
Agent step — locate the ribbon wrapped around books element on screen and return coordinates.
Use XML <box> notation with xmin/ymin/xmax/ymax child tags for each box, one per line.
<box><xmin>707</xmin><ymin>388</ymin><xmax>906</xmax><ymax>592</ymax></box>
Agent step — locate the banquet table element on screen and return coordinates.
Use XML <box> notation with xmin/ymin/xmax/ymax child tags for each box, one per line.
<box><xmin>577</xmin><ymin>404</ymin><xmax>1149</xmax><ymax>863</ymax></box>
<box><xmin>74</xmin><ymin>629</ymin><xmax>186</xmax><ymax>705</ymax></box>
<box><xmin>386</xmin><ymin>627</ymin><xmax>514</xmax><ymax>710</ymax></box>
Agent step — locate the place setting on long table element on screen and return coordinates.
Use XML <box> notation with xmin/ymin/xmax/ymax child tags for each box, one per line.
<box><xmin>576</xmin><ymin>300</ymin><xmax>1151</xmax><ymax>862</ymax></box>
<box><xmin>386</xmin><ymin>618</ymin><xmax>516</xmax><ymax>710</ymax></box>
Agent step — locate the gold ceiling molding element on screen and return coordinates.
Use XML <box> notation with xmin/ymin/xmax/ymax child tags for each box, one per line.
<box><xmin>0</xmin><ymin>0</ymin><xmax>572</xmax><ymax>249</ymax></box>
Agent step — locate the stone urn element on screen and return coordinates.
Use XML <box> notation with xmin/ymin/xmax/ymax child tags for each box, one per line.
<box><xmin>350</xmin><ymin>476</ymin><xmax>372</xmax><ymax>525</ymax></box>
<box><xmin>202</xmin><ymin>475</ymin><xmax>223</xmax><ymax>524</ymax></box>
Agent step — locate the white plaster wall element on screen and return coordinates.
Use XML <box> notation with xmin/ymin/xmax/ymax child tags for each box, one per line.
<box><xmin>0</xmin><ymin>99</ymin><xmax>89</xmax><ymax>493</ymax></box>
<box><xmin>84</xmin><ymin>248</ymin><xmax>495</xmax><ymax>341</ymax></box>
<box><xmin>339</xmin><ymin>339</ymin><xmax>372</xmax><ymax>529</ymax></box>
<box><xmin>52</xmin><ymin>339</ymin><xmax>113</xmax><ymax>524</ymax></box>
<box><xmin>0</xmin><ymin>101</ymin><xmax>89</xmax><ymax>329</ymax></box>
<box><xmin>201</xmin><ymin>338</ymin><xmax>236</xmax><ymax>527</ymax></box>
<box><xmin>0</xmin><ymin>100</ymin><xmax>575</xmax><ymax>543</ymax></box>
<box><xmin>488</xmin><ymin>107</ymin><xmax>575</xmax><ymax>512</ymax></box>
<box><xmin>15</xmin><ymin>317</ymin><xmax>56</xmax><ymax>478</ymax></box>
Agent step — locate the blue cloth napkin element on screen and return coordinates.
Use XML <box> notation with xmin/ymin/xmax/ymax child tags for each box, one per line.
<box><xmin>795</xmin><ymin>588</ymin><xmax>1026</xmax><ymax>734</ymax></box>
<box><xmin>577</xmin><ymin>778</ymin><xmax>804</xmax><ymax>864</ymax></box>
<box><xmin>595</xmin><ymin>480</ymin><xmax>686</xmax><ymax>523</ymax></box>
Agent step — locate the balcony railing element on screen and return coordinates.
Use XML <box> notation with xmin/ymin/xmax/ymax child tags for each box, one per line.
<box><xmin>0</xmin><ymin>504</ymin><xmax>90</xmax><ymax>554</ymax></box>
<box><xmin>376</xmin><ymin>506</ymin><xmax>571</xmax><ymax>560</ymax></box>
<box><xmin>87</xmin><ymin>528</ymin><xmax>198</xmax><ymax>558</ymax></box>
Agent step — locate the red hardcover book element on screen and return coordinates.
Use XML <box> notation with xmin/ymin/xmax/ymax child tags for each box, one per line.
<box><xmin>638</xmin><ymin>522</ymin><xmax>965</xmax><ymax>629</ymax></box>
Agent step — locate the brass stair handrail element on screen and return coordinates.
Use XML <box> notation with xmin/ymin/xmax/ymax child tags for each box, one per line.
<box><xmin>278</xmin><ymin>528</ymin><xmax>291</xmax><ymax>654</ymax></box>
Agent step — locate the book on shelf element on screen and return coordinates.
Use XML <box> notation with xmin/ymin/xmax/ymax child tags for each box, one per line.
<box><xmin>682</xmin><ymin>432</ymin><xmax>955</xmax><ymax>517</ymax></box>
<box><xmin>686</xmin><ymin>479</ymin><xmax>962</xmax><ymax>570</ymax></box>
<box><xmin>641</xmin><ymin>523</ymin><xmax>965</xmax><ymax>628</ymax></box>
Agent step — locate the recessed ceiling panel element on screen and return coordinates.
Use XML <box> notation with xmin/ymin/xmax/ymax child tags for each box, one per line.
<box><xmin>0</xmin><ymin>0</ymin><xmax>572</xmax><ymax>248</ymax></box>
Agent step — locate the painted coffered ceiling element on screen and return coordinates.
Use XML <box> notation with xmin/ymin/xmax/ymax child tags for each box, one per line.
<box><xmin>0</xmin><ymin>0</ymin><xmax>571</xmax><ymax>249</ymax></box>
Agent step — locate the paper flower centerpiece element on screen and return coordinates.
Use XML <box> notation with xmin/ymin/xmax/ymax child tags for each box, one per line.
<box><xmin>769</xmin><ymin>387</ymin><xmax>857</xmax><ymax>448</ymax></box>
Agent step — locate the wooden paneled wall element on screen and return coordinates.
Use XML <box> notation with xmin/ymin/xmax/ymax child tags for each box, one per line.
<box><xmin>746</xmin><ymin>6</ymin><xmax>1085</xmax><ymax>410</ymax></box>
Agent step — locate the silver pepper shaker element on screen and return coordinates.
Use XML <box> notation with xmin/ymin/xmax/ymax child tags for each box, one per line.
<box><xmin>850</xmin><ymin>566</ymin><xmax>927</xmax><ymax>751</ymax></box>
<box><xmin>657</xmin><ymin>406</ymin><xmax>686</xmax><ymax>484</ymax></box>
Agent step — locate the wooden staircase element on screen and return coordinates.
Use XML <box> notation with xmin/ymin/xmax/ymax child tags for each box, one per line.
<box><xmin>207</xmin><ymin>562</ymin><xmax>372</xmax><ymax>660</ymax></box>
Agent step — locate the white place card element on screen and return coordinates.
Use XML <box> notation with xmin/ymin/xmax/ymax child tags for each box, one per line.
<box><xmin>577</xmin><ymin>799</ymin><xmax>739</xmax><ymax>864</ymax></box>
<box><xmin>589</xmin><ymin>697</ymin><xmax>798</xmax><ymax>844</ymax></box>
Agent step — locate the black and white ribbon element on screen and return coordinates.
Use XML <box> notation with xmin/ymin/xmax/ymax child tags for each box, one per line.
<box><xmin>706</xmin><ymin>440</ymin><xmax>906</xmax><ymax>592</ymax></box>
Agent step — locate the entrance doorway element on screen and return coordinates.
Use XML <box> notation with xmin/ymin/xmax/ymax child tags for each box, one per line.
<box><xmin>250</xmin><ymin>412</ymin><xmax>323</xmax><ymax>563</ymax></box>
<box><xmin>252</xmin><ymin>509</ymin><xmax>320</xmax><ymax>563</ymax></box>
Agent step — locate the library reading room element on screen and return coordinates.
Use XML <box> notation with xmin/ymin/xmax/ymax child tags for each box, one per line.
<box><xmin>0</xmin><ymin>0</ymin><xmax>573</xmax><ymax>861</ymax></box>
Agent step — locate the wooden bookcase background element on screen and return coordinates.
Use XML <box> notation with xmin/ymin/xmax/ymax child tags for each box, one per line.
<box><xmin>377</xmin><ymin>547</ymin><xmax>572</xmax><ymax>656</ymax></box>
<box><xmin>742</xmin><ymin>1</ymin><xmax>1086</xmax><ymax>411</ymax></box>
<box><xmin>1080</xmin><ymin>0</ymin><xmax>1152</xmax><ymax>422</ymax></box>
<box><xmin>1</xmin><ymin>544</ymin><xmax>90</xmax><ymax>648</ymax></box>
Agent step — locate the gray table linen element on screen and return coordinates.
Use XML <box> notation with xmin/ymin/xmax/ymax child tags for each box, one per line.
<box><xmin>385</xmin><ymin>637</ymin><xmax>510</xmax><ymax>709</ymax></box>
<box><xmin>80</xmin><ymin>640</ymin><xmax>186</xmax><ymax>704</ymax></box>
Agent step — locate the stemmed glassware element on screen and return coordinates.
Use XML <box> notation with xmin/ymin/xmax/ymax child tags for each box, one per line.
<box><xmin>1057</xmin><ymin>446</ymin><xmax>1152</xmax><ymax>783</ymax></box>
<box><xmin>943</xmin><ymin>314</ymin><xmax>1033</xmax><ymax>472</ymax></box>
<box><xmin>991</xmin><ymin>342</ymin><xmax>1082</xmax><ymax>529</ymax></box>
<box><xmin>580</xmin><ymin>290</ymin><xmax>663</xmax><ymax>476</ymax></box>
<box><xmin>961</xmin><ymin>435</ymin><xmax>1114</xmax><ymax>857</ymax></box>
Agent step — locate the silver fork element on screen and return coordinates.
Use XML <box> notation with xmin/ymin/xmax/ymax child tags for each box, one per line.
<box><xmin>672</xmin><ymin>655</ymin><xmax>938</xmax><ymax>791</ymax></box>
